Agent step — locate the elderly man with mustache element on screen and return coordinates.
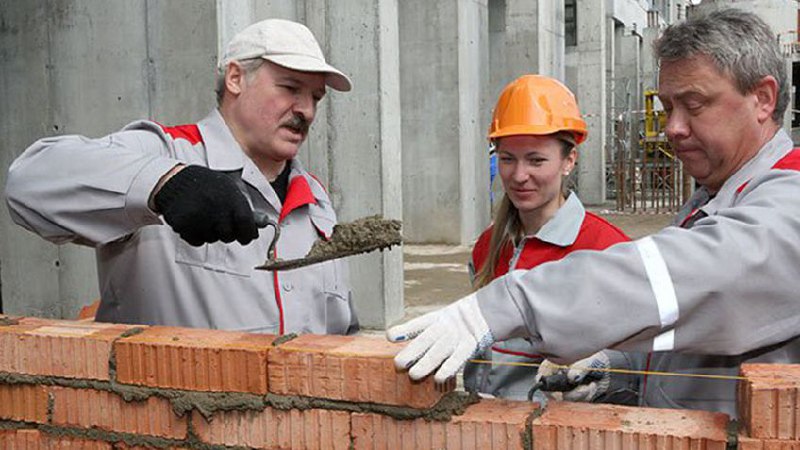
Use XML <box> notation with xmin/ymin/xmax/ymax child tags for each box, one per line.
<box><xmin>6</xmin><ymin>19</ymin><xmax>359</xmax><ymax>336</ymax></box>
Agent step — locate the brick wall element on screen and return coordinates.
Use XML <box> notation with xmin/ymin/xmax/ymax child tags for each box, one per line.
<box><xmin>0</xmin><ymin>313</ymin><xmax>789</xmax><ymax>449</ymax></box>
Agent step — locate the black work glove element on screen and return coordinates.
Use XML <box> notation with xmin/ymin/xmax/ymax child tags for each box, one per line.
<box><xmin>153</xmin><ymin>165</ymin><xmax>259</xmax><ymax>246</ymax></box>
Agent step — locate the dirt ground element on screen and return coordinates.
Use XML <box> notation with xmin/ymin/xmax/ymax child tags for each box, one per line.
<box><xmin>402</xmin><ymin>211</ymin><xmax>673</xmax><ymax>318</ymax></box>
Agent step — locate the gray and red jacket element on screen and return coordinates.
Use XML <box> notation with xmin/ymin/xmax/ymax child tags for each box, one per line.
<box><xmin>6</xmin><ymin>109</ymin><xmax>358</xmax><ymax>335</ymax></box>
<box><xmin>475</xmin><ymin>129</ymin><xmax>800</xmax><ymax>416</ymax></box>
<box><xmin>463</xmin><ymin>193</ymin><xmax>632</xmax><ymax>401</ymax></box>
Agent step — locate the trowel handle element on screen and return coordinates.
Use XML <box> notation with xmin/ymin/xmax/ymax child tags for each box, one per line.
<box><xmin>253</xmin><ymin>210</ymin><xmax>273</xmax><ymax>229</ymax></box>
<box><xmin>222</xmin><ymin>170</ymin><xmax>274</xmax><ymax>230</ymax></box>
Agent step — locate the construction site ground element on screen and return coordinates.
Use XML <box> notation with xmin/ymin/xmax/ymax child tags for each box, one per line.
<box><xmin>399</xmin><ymin>209</ymin><xmax>674</xmax><ymax>326</ymax></box>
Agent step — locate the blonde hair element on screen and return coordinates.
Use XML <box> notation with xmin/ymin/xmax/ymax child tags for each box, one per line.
<box><xmin>473</xmin><ymin>131</ymin><xmax>577</xmax><ymax>290</ymax></box>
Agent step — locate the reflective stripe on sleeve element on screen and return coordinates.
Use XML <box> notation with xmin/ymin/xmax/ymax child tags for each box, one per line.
<box><xmin>635</xmin><ymin>237</ymin><xmax>679</xmax><ymax>351</ymax></box>
<box><xmin>653</xmin><ymin>329</ymin><xmax>675</xmax><ymax>352</ymax></box>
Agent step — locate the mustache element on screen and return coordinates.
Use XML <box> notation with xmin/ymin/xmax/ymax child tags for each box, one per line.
<box><xmin>282</xmin><ymin>114</ymin><xmax>310</xmax><ymax>135</ymax></box>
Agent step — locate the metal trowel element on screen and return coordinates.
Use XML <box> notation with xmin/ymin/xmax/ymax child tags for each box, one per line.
<box><xmin>227</xmin><ymin>170</ymin><xmax>403</xmax><ymax>272</ymax></box>
<box><xmin>253</xmin><ymin>214</ymin><xmax>403</xmax><ymax>271</ymax></box>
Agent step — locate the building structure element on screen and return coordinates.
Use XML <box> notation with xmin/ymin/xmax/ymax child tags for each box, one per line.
<box><xmin>1</xmin><ymin>0</ymin><xmax>796</xmax><ymax>328</ymax></box>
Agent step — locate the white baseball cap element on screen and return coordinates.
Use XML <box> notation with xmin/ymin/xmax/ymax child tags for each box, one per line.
<box><xmin>219</xmin><ymin>19</ymin><xmax>352</xmax><ymax>92</ymax></box>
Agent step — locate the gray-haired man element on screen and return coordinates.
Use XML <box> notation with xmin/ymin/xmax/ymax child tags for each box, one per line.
<box><xmin>389</xmin><ymin>8</ymin><xmax>800</xmax><ymax>416</ymax></box>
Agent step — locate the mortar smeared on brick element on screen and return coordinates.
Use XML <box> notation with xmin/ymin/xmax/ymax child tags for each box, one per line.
<box><xmin>36</xmin><ymin>423</ymin><xmax>185</xmax><ymax>449</ymax></box>
<box><xmin>0</xmin><ymin>371</ymin><xmax>150</xmax><ymax>402</ymax></box>
<box><xmin>266</xmin><ymin>390</ymin><xmax>479</xmax><ymax>421</ymax></box>
<box><xmin>271</xmin><ymin>332</ymin><xmax>298</xmax><ymax>346</ymax></box>
<box><xmin>522</xmin><ymin>405</ymin><xmax>544</xmax><ymax>450</ymax></box>
<box><xmin>106</xmin><ymin>326</ymin><xmax>147</xmax><ymax>381</ymax></box>
<box><xmin>169</xmin><ymin>391</ymin><xmax>267</xmax><ymax>419</ymax></box>
<box><xmin>2</xmin><ymin>370</ymin><xmax>473</xmax><ymax>424</ymax></box>
<box><xmin>0</xmin><ymin>370</ymin><xmax>266</xmax><ymax>420</ymax></box>
<box><xmin>0</xmin><ymin>421</ymin><xmax>30</xmax><ymax>431</ymax></box>
<box><xmin>0</xmin><ymin>316</ymin><xmax>20</xmax><ymax>326</ymax></box>
<box><xmin>2</xmin><ymin>422</ymin><xmax>247</xmax><ymax>450</ymax></box>
<box><xmin>726</xmin><ymin>419</ymin><xmax>739</xmax><ymax>450</ymax></box>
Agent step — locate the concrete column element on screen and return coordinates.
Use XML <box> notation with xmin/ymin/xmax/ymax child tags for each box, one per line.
<box><xmin>616</xmin><ymin>31</ymin><xmax>642</xmax><ymax>113</ymax></box>
<box><xmin>1</xmin><ymin>2</ymin><xmax>63</xmax><ymax>316</ymax></box>
<box><xmin>536</xmin><ymin>0</ymin><xmax>566</xmax><ymax>81</ymax></box>
<box><xmin>489</xmin><ymin>1</ymin><xmax>566</xmax><ymax>102</ymax></box>
<box><xmin>575</xmin><ymin>0</ymin><xmax>607</xmax><ymax>205</ymax></box>
<box><xmin>399</xmin><ymin>0</ymin><xmax>490</xmax><ymax>245</ymax></box>
<box><xmin>458</xmin><ymin>0</ymin><xmax>490</xmax><ymax>245</ymax></box>
<box><xmin>302</xmin><ymin>0</ymin><xmax>404</xmax><ymax>329</ymax></box>
<box><xmin>642</xmin><ymin>24</ymin><xmax>660</xmax><ymax>93</ymax></box>
<box><xmin>0</xmin><ymin>0</ymin><xmax>218</xmax><ymax>318</ymax></box>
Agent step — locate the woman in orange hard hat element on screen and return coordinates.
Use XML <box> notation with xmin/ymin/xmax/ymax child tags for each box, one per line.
<box><xmin>464</xmin><ymin>75</ymin><xmax>634</xmax><ymax>402</ymax></box>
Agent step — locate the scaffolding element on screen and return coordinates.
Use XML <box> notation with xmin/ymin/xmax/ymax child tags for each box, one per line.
<box><xmin>610</xmin><ymin>89</ymin><xmax>692</xmax><ymax>213</ymax></box>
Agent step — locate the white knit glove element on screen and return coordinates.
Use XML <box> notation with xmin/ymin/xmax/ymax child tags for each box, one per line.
<box><xmin>534</xmin><ymin>351</ymin><xmax>611</xmax><ymax>402</ymax></box>
<box><xmin>387</xmin><ymin>293</ymin><xmax>495</xmax><ymax>383</ymax></box>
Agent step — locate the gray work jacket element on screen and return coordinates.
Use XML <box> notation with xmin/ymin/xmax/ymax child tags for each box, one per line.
<box><xmin>476</xmin><ymin>129</ymin><xmax>800</xmax><ymax>416</ymax></box>
<box><xmin>6</xmin><ymin>109</ymin><xmax>358</xmax><ymax>335</ymax></box>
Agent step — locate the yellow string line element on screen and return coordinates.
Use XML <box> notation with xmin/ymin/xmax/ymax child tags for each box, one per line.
<box><xmin>348</xmin><ymin>351</ymin><xmax>745</xmax><ymax>382</ymax></box>
<box><xmin>466</xmin><ymin>358</ymin><xmax>746</xmax><ymax>381</ymax></box>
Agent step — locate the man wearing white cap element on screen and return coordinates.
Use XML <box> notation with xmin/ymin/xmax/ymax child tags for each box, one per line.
<box><xmin>6</xmin><ymin>19</ymin><xmax>359</xmax><ymax>336</ymax></box>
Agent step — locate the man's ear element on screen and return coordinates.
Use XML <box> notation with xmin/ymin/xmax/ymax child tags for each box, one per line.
<box><xmin>224</xmin><ymin>61</ymin><xmax>246</xmax><ymax>97</ymax></box>
<box><xmin>753</xmin><ymin>75</ymin><xmax>779</xmax><ymax>123</ymax></box>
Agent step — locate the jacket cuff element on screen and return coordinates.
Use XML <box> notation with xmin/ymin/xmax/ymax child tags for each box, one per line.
<box><xmin>126</xmin><ymin>157</ymin><xmax>184</xmax><ymax>226</ymax></box>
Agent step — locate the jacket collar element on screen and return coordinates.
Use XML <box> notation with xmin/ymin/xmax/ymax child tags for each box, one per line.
<box><xmin>528</xmin><ymin>191</ymin><xmax>585</xmax><ymax>247</ymax></box>
<box><xmin>196</xmin><ymin>109</ymin><xmax>329</xmax><ymax>218</ymax></box>
<box><xmin>196</xmin><ymin>109</ymin><xmax>248</xmax><ymax>171</ymax></box>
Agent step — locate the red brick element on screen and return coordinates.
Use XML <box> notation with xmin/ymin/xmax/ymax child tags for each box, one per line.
<box><xmin>193</xmin><ymin>407</ymin><xmax>350</xmax><ymax>449</ymax></box>
<box><xmin>739</xmin><ymin>435</ymin><xmax>800</xmax><ymax>450</ymax></box>
<box><xmin>0</xmin><ymin>429</ymin><xmax>113</xmax><ymax>449</ymax></box>
<box><xmin>0</xmin><ymin>383</ymin><xmax>48</xmax><ymax>423</ymax></box>
<box><xmin>532</xmin><ymin>401</ymin><xmax>729</xmax><ymax>450</ymax></box>
<box><xmin>49</xmin><ymin>386</ymin><xmax>187</xmax><ymax>439</ymax></box>
<box><xmin>0</xmin><ymin>317</ymin><xmax>141</xmax><ymax>380</ymax></box>
<box><xmin>76</xmin><ymin>300</ymin><xmax>100</xmax><ymax>321</ymax></box>
<box><xmin>114</xmin><ymin>326</ymin><xmax>275</xmax><ymax>394</ymax></box>
<box><xmin>268</xmin><ymin>334</ymin><xmax>454</xmax><ymax>408</ymax></box>
<box><xmin>739</xmin><ymin>364</ymin><xmax>800</xmax><ymax>439</ymax></box>
<box><xmin>351</xmin><ymin>398</ymin><xmax>540</xmax><ymax>450</ymax></box>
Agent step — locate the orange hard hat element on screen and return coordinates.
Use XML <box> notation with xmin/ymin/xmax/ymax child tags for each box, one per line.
<box><xmin>488</xmin><ymin>75</ymin><xmax>587</xmax><ymax>144</ymax></box>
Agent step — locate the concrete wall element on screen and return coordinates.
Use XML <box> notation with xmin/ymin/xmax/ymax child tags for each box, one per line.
<box><xmin>488</xmin><ymin>0</ymin><xmax>566</xmax><ymax>114</ymax></box>
<box><xmin>609</xmin><ymin>0</ymin><xmax>648</xmax><ymax>34</ymax></box>
<box><xmin>565</xmin><ymin>0</ymin><xmax>648</xmax><ymax>205</ymax></box>
<box><xmin>0</xmin><ymin>0</ymin><xmax>218</xmax><ymax>319</ymax></box>
<box><xmin>574</xmin><ymin>1</ymin><xmax>607</xmax><ymax>205</ymax></box>
<box><xmin>303</xmin><ymin>0</ymin><xmax>404</xmax><ymax>328</ymax></box>
<box><xmin>399</xmin><ymin>0</ymin><xmax>490</xmax><ymax>245</ymax></box>
<box><xmin>613</xmin><ymin>28</ymin><xmax>642</xmax><ymax>115</ymax></box>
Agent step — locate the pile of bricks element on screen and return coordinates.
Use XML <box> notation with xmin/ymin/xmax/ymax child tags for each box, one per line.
<box><xmin>0</xmin><ymin>314</ymin><xmax>790</xmax><ymax>449</ymax></box>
